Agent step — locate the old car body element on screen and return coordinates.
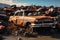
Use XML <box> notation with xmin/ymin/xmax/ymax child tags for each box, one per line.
<box><xmin>9</xmin><ymin>10</ymin><xmax>57</xmax><ymax>28</ymax></box>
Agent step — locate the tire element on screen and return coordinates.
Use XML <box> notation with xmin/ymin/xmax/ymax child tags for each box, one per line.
<box><xmin>24</xmin><ymin>22</ymin><xmax>31</xmax><ymax>27</ymax></box>
<box><xmin>23</xmin><ymin>22</ymin><xmax>33</xmax><ymax>36</ymax></box>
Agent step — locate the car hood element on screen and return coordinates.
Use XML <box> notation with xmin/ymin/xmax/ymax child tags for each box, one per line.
<box><xmin>9</xmin><ymin>16</ymin><xmax>55</xmax><ymax>23</ymax></box>
<box><xmin>28</xmin><ymin>16</ymin><xmax>55</xmax><ymax>19</ymax></box>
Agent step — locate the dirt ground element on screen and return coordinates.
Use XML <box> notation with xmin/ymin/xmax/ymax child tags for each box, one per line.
<box><xmin>0</xmin><ymin>28</ymin><xmax>60</xmax><ymax>40</ymax></box>
<box><xmin>2</xmin><ymin>34</ymin><xmax>60</xmax><ymax>40</ymax></box>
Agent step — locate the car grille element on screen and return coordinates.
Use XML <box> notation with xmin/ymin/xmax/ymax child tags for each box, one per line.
<box><xmin>35</xmin><ymin>19</ymin><xmax>54</xmax><ymax>24</ymax></box>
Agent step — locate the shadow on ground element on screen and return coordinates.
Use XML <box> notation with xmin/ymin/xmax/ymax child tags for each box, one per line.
<box><xmin>33</xmin><ymin>27</ymin><xmax>60</xmax><ymax>39</ymax></box>
<box><xmin>0</xmin><ymin>27</ymin><xmax>60</xmax><ymax>39</ymax></box>
<box><xmin>0</xmin><ymin>35</ymin><xmax>5</xmax><ymax>40</ymax></box>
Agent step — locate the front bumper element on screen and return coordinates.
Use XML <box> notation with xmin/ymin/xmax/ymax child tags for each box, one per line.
<box><xmin>31</xmin><ymin>23</ymin><xmax>56</xmax><ymax>28</ymax></box>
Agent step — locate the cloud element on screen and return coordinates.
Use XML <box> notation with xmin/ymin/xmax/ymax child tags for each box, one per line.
<box><xmin>0</xmin><ymin>0</ymin><xmax>29</xmax><ymax>6</ymax></box>
<box><xmin>0</xmin><ymin>0</ymin><xmax>15</xmax><ymax>6</ymax></box>
<box><xmin>0</xmin><ymin>0</ymin><xmax>13</xmax><ymax>5</ymax></box>
<box><xmin>12</xmin><ymin>3</ymin><xmax>29</xmax><ymax>6</ymax></box>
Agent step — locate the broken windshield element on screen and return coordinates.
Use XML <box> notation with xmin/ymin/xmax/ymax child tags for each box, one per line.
<box><xmin>15</xmin><ymin>11</ymin><xmax>41</xmax><ymax>16</ymax></box>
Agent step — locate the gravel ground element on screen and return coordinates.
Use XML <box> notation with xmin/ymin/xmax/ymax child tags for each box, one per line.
<box><xmin>0</xmin><ymin>28</ymin><xmax>60</xmax><ymax>40</ymax></box>
<box><xmin>2</xmin><ymin>34</ymin><xmax>60</xmax><ymax>40</ymax></box>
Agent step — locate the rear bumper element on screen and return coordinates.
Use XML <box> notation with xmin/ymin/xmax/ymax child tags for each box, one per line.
<box><xmin>31</xmin><ymin>23</ymin><xmax>56</xmax><ymax>28</ymax></box>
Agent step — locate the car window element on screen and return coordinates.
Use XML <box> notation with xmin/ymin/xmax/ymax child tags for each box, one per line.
<box><xmin>15</xmin><ymin>12</ymin><xmax>23</xmax><ymax>16</ymax></box>
<box><xmin>15</xmin><ymin>11</ymin><xmax>41</xmax><ymax>16</ymax></box>
<box><xmin>25</xmin><ymin>12</ymin><xmax>40</xmax><ymax>16</ymax></box>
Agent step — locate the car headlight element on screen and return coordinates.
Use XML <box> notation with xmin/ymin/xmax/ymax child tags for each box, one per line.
<box><xmin>0</xmin><ymin>22</ymin><xmax>2</xmax><ymax>23</ymax></box>
<box><xmin>0</xmin><ymin>21</ymin><xmax>2</xmax><ymax>24</ymax></box>
<box><xmin>35</xmin><ymin>19</ymin><xmax>38</xmax><ymax>22</ymax></box>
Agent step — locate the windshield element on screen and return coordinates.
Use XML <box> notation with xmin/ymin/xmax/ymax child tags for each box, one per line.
<box><xmin>24</xmin><ymin>12</ymin><xmax>41</xmax><ymax>16</ymax></box>
<box><xmin>15</xmin><ymin>11</ymin><xmax>41</xmax><ymax>16</ymax></box>
<box><xmin>15</xmin><ymin>12</ymin><xmax>23</xmax><ymax>16</ymax></box>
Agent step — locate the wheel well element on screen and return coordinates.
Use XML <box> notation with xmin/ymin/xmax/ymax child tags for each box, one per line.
<box><xmin>24</xmin><ymin>22</ymin><xmax>31</xmax><ymax>26</ymax></box>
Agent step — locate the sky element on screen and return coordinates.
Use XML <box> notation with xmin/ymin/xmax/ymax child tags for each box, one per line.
<box><xmin>0</xmin><ymin>0</ymin><xmax>60</xmax><ymax>6</ymax></box>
